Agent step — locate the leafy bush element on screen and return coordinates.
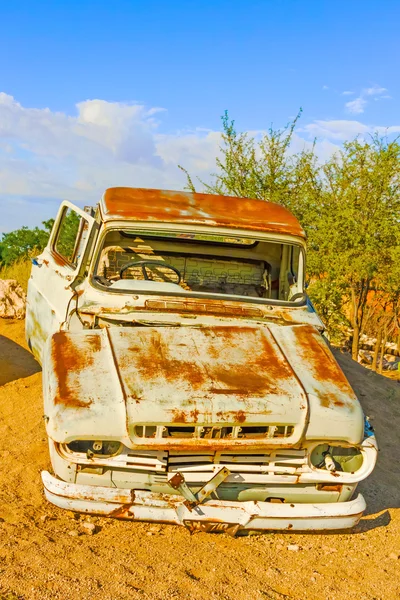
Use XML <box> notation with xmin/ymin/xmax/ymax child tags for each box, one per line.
<box><xmin>0</xmin><ymin>219</ymin><xmax>54</xmax><ymax>266</ymax></box>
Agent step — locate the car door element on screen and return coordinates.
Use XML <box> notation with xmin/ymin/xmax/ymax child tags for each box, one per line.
<box><xmin>26</xmin><ymin>201</ymin><xmax>98</xmax><ymax>363</ymax></box>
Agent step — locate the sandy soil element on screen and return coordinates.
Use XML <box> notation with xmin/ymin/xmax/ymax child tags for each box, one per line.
<box><xmin>0</xmin><ymin>319</ymin><xmax>399</xmax><ymax>600</ymax></box>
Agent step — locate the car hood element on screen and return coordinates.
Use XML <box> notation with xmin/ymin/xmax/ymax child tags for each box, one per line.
<box><xmin>43</xmin><ymin>324</ymin><xmax>363</xmax><ymax>449</ymax></box>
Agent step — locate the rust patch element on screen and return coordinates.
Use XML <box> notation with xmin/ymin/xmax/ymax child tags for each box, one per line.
<box><xmin>190</xmin><ymin>409</ymin><xmax>199</xmax><ymax>422</ymax></box>
<box><xmin>100</xmin><ymin>187</ymin><xmax>305</xmax><ymax>238</ymax></box>
<box><xmin>122</xmin><ymin>326</ymin><xmax>295</xmax><ymax>404</ymax></box>
<box><xmin>129</xmin><ymin>331</ymin><xmax>206</xmax><ymax>390</ymax></box>
<box><xmin>52</xmin><ymin>332</ymin><xmax>102</xmax><ymax>408</ymax></box>
<box><xmin>319</xmin><ymin>394</ymin><xmax>346</xmax><ymax>409</ymax></box>
<box><xmin>145</xmin><ymin>298</ymin><xmax>263</xmax><ymax>318</ymax></box>
<box><xmin>50</xmin><ymin>250</ymin><xmax>71</xmax><ymax>268</ymax></box>
<box><xmin>87</xmin><ymin>333</ymin><xmax>102</xmax><ymax>353</ymax></box>
<box><xmin>210</xmin><ymin>388</ymin><xmax>250</xmax><ymax>395</ymax></box>
<box><xmin>235</xmin><ymin>410</ymin><xmax>246</xmax><ymax>423</ymax></box>
<box><xmin>291</xmin><ymin>326</ymin><xmax>351</xmax><ymax>389</ymax></box>
<box><xmin>109</xmin><ymin>504</ymin><xmax>134</xmax><ymax>519</ymax></box>
<box><xmin>172</xmin><ymin>410</ymin><xmax>187</xmax><ymax>423</ymax></box>
<box><xmin>290</xmin><ymin>325</ymin><xmax>356</xmax><ymax>409</ymax></box>
<box><xmin>169</xmin><ymin>473</ymin><xmax>185</xmax><ymax>489</ymax></box>
<box><xmin>316</xmin><ymin>484</ymin><xmax>343</xmax><ymax>492</ymax></box>
<box><xmin>129</xmin><ymin>434</ymin><xmax>294</xmax><ymax>452</ymax></box>
<box><xmin>210</xmin><ymin>327</ymin><xmax>292</xmax><ymax>396</ymax></box>
<box><xmin>213</xmin><ymin>410</ymin><xmax>253</xmax><ymax>422</ymax></box>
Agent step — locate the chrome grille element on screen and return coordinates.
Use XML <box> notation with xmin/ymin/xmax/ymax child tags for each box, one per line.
<box><xmin>134</xmin><ymin>424</ymin><xmax>295</xmax><ymax>441</ymax></box>
<box><xmin>66</xmin><ymin>445</ymin><xmax>310</xmax><ymax>479</ymax></box>
<box><xmin>167</xmin><ymin>449</ymin><xmax>308</xmax><ymax>477</ymax></box>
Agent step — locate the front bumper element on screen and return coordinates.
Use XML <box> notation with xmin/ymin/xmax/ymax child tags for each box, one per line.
<box><xmin>42</xmin><ymin>471</ymin><xmax>366</xmax><ymax>534</ymax></box>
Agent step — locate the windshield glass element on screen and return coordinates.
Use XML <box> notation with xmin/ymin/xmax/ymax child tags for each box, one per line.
<box><xmin>93</xmin><ymin>228</ymin><xmax>303</xmax><ymax>302</ymax></box>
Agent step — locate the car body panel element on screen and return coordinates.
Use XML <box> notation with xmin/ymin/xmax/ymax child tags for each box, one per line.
<box><xmin>26</xmin><ymin>201</ymin><xmax>97</xmax><ymax>363</ymax></box>
<box><xmin>43</xmin><ymin>323</ymin><xmax>363</xmax><ymax>448</ymax></box>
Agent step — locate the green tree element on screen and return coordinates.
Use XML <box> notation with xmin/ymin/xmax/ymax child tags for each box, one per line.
<box><xmin>179</xmin><ymin>109</ymin><xmax>320</xmax><ymax>221</ymax></box>
<box><xmin>0</xmin><ymin>219</ymin><xmax>54</xmax><ymax>266</ymax></box>
<box><xmin>309</xmin><ymin>136</ymin><xmax>400</xmax><ymax>359</ymax></box>
<box><xmin>180</xmin><ymin>114</ymin><xmax>400</xmax><ymax>359</ymax></box>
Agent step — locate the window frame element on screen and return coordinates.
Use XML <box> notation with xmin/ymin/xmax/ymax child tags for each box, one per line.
<box><xmin>49</xmin><ymin>201</ymin><xmax>97</xmax><ymax>272</ymax></box>
<box><xmin>89</xmin><ymin>224</ymin><xmax>307</xmax><ymax>307</ymax></box>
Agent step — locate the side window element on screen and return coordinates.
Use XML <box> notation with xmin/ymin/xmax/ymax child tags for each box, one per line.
<box><xmin>54</xmin><ymin>207</ymin><xmax>89</xmax><ymax>268</ymax></box>
<box><xmin>291</xmin><ymin>246</ymin><xmax>300</xmax><ymax>281</ymax></box>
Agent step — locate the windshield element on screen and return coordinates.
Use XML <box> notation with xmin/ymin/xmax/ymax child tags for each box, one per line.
<box><xmin>93</xmin><ymin>228</ymin><xmax>303</xmax><ymax>303</ymax></box>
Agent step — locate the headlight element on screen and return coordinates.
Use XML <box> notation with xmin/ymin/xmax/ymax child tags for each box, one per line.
<box><xmin>310</xmin><ymin>444</ymin><xmax>364</xmax><ymax>473</ymax></box>
<box><xmin>66</xmin><ymin>440</ymin><xmax>122</xmax><ymax>458</ymax></box>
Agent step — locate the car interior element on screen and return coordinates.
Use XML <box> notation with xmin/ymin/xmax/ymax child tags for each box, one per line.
<box><xmin>94</xmin><ymin>229</ymin><xmax>302</xmax><ymax>301</ymax></box>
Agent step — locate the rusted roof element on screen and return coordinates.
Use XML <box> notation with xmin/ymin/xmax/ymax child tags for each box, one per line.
<box><xmin>99</xmin><ymin>188</ymin><xmax>306</xmax><ymax>238</ymax></box>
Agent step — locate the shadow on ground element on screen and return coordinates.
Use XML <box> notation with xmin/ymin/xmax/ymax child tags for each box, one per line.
<box><xmin>334</xmin><ymin>349</ymin><xmax>400</xmax><ymax>514</ymax></box>
<box><xmin>0</xmin><ymin>334</ymin><xmax>41</xmax><ymax>386</ymax></box>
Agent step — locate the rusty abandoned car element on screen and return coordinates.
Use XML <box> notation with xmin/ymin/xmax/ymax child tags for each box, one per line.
<box><xmin>26</xmin><ymin>187</ymin><xmax>378</xmax><ymax>534</ymax></box>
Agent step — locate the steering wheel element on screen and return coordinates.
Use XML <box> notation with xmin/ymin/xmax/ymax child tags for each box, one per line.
<box><xmin>119</xmin><ymin>260</ymin><xmax>182</xmax><ymax>283</ymax></box>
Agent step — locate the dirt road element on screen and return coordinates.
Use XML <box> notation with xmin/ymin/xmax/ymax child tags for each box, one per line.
<box><xmin>0</xmin><ymin>319</ymin><xmax>399</xmax><ymax>600</ymax></box>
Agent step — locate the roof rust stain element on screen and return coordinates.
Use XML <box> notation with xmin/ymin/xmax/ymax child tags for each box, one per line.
<box><xmin>99</xmin><ymin>187</ymin><xmax>305</xmax><ymax>238</ymax></box>
<box><xmin>52</xmin><ymin>332</ymin><xmax>102</xmax><ymax>408</ymax></box>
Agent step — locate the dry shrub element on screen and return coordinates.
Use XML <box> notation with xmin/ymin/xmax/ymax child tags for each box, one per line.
<box><xmin>0</xmin><ymin>256</ymin><xmax>32</xmax><ymax>292</ymax></box>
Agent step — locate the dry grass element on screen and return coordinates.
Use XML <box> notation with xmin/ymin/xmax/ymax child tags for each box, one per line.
<box><xmin>0</xmin><ymin>256</ymin><xmax>32</xmax><ymax>292</ymax></box>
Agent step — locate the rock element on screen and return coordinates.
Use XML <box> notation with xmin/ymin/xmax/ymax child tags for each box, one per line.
<box><xmin>287</xmin><ymin>544</ymin><xmax>300</xmax><ymax>551</ymax></box>
<box><xmin>81</xmin><ymin>522</ymin><xmax>97</xmax><ymax>535</ymax></box>
<box><xmin>68</xmin><ymin>530</ymin><xmax>79</xmax><ymax>537</ymax></box>
<box><xmin>147</xmin><ymin>525</ymin><xmax>161</xmax><ymax>533</ymax></box>
<box><xmin>389</xmin><ymin>552</ymin><xmax>399</xmax><ymax>560</ymax></box>
<box><xmin>0</xmin><ymin>279</ymin><xmax>26</xmax><ymax>319</ymax></box>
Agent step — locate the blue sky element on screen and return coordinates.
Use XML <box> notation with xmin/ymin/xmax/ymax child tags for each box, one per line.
<box><xmin>1</xmin><ymin>0</ymin><xmax>399</xmax><ymax>231</ymax></box>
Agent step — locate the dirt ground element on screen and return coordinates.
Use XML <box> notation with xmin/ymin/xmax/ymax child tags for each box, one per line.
<box><xmin>0</xmin><ymin>319</ymin><xmax>399</xmax><ymax>600</ymax></box>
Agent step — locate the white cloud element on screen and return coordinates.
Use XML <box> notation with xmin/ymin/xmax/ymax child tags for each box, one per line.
<box><xmin>342</xmin><ymin>91</ymin><xmax>354</xmax><ymax>96</ymax></box>
<box><xmin>300</xmin><ymin>118</ymin><xmax>400</xmax><ymax>144</ymax></box>
<box><xmin>322</xmin><ymin>85</ymin><xmax>329</xmax><ymax>90</ymax></box>
<box><xmin>344</xmin><ymin>84</ymin><xmax>390</xmax><ymax>114</ymax></box>
<box><xmin>364</xmin><ymin>85</ymin><xmax>387</xmax><ymax>96</ymax></box>
<box><xmin>0</xmin><ymin>92</ymin><xmax>399</xmax><ymax>233</ymax></box>
<box><xmin>374</xmin><ymin>125</ymin><xmax>400</xmax><ymax>135</ymax></box>
<box><xmin>0</xmin><ymin>93</ymin><xmax>222</xmax><ymax>230</ymax></box>
<box><xmin>301</xmin><ymin>120</ymin><xmax>370</xmax><ymax>141</ymax></box>
<box><xmin>345</xmin><ymin>97</ymin><xmax>367</xmax><ymax>114</ymax></box>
